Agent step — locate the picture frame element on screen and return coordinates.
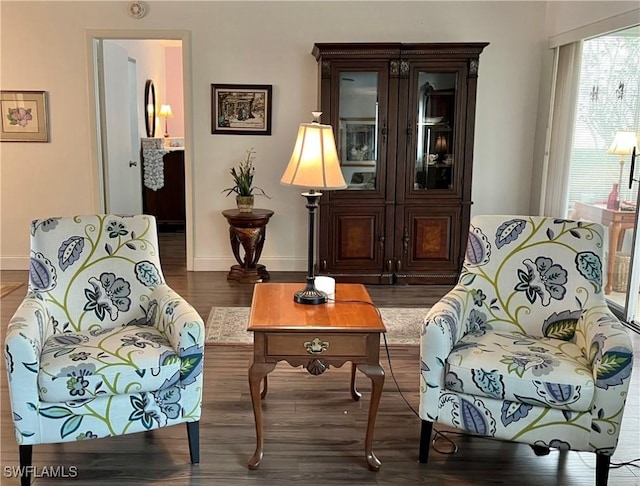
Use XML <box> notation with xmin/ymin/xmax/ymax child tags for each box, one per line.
<box><xmin>211</xmin><ymin>84</ymin><xmax>272</xmax><ymax>135</ymax></box>
<box><xmin>0</xmin><ymin>90</ymin><xmax>49</xmax><ymax>142</ymax></box>
<box><xmin>339</xmin><ymin>117</ymin><xmax>377</xmax><ymax>167</ymax></box>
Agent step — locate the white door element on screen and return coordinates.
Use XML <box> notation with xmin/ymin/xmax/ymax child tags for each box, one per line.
<box><xmin>100</xmin><ymin>40</ymin><xmax>142</xmax><ymax>214</ymax></box>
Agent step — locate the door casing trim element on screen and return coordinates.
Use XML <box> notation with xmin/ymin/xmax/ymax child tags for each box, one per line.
<box><xmin>86</xmin><ymin>29</ymin><xmax>194</xmax><ymax>270</ymax></box>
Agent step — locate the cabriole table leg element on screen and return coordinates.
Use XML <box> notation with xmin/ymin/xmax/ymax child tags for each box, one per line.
<box><xmin>350</xmin><ymin>362</ymin><xmax>362</xmax><ymax>401</ymax></box>
<box><xmin>356</xmin><ymin>363</ymin><xmax>385</xmax><ymax>471</ymax></box>
<box><xmin>247</xmin><ymin>361</ymin><xmax>276</xmax><ymax>470</ymax></box>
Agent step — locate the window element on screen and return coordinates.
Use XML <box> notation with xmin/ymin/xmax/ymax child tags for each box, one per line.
<box><xmin>566</xmin><ymin>25</ymin><xmax>640</xmax><ymax>318</ymax></box>
<box><xmin>567</xmin><ymin>28</ymin><xmax>640</xmax><ymax>213</ymax></box>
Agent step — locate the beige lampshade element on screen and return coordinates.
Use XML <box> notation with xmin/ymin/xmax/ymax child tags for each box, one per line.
<box><xmin>608</xmin><ymin>130</ymin><xmax>637</xmax><ymax>155</ymax></box>
<box><xmin>158</xmin><ymin>104</ymin><xmax>174</xmax><ymax>119</ymax></box>
<box><xmin>281</xmin><ymin>120</ymin><xmax>347</xmax><ymax>190</ymax></box>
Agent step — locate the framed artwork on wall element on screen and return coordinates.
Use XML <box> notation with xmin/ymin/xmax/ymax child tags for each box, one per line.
<box><xmin>0</xmin><ymin>91</ymin><xmax>49</xmax><ymax>142</ymax></box>
<box><xmin>211</xmin><ymin>84</ymin><xmax>272</xmax><ymax>135</ymax></box>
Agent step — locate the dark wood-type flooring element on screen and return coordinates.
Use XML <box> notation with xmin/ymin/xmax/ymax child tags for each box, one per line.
<box><xmin>1</xmin><ymin>232</ymin><xmax>638</xmax><ymax>485</ymax></box>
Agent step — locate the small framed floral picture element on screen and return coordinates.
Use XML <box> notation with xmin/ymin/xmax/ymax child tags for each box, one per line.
<box><xmin>0</xmin><ymin>90</ymin><xmax>49</xmax><ymax>142</ymax></box>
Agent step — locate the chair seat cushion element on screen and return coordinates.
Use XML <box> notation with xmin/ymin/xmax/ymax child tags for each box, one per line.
<box><xmin>39</xmin><ymin>324</ymin><xmax>181</xmax><ymax>402</ymax></box>
<box><xmin>445</xmin><ymin>330</ymin><xmax>594</xmax><ymax>412</ymax></box>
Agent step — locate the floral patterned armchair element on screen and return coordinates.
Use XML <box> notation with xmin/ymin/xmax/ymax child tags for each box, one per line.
<box><xmin>419</xmin><ymin>215</ymin><xmax>633</xmax><ymax>486</ymax></box>
<box><xmin>4</xmin><ymin>215</ymin><xmax>204</xmax><ymax>486</ymax></box>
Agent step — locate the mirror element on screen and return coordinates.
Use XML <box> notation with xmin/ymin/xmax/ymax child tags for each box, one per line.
<box><xmin>144</xmin><ymin>79</ymin><xmax>156</xmax><ymax>137</ymax></box>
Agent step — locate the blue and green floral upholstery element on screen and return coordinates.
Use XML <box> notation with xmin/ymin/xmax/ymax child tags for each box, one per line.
<box><xmin>4</xmin><ymin>215</ymin><xmax>204</xmax><ymax>484</ymax></box>
<box><xmin>419</xmin><ymin>215</ymin><xmax>633</xmax><ymax>486</ymax></box>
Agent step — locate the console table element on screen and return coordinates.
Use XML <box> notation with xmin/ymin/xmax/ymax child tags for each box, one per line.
<box><xmin>222</xmin><ymin>209</ymin><xmax>274</xmax><ymax>283</ymax></box>
<box><xmin>247</xmin><ymin>283</ymin><xmax>386</xmax><ymax>471</ymax></box>
<box><xmin>572</xmin><ymin>202</ymin><xmax>636</xmax><ymax>294</ymax></box>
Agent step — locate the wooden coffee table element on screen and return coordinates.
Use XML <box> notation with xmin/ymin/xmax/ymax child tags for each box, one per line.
<box><xmin>247</xmin><ymin>282</ymin><xmax>386</xmax><ymax>471</ymax></box>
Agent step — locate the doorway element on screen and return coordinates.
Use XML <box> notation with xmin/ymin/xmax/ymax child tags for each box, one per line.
<box><xmin>89</xmin><ymin>31</ymin><xmax>192</xmax><ymax>270</ymax></box>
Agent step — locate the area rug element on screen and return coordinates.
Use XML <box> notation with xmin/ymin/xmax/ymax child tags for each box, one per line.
<box><xmin>0</xmin><ymin>282</ymin><xmax>24</xmax><ymax>299</ymax></box>
<box><xmin>205</xmin><ymin>306</ymin><xmax>429</xmax><ymax>345</ymax></box>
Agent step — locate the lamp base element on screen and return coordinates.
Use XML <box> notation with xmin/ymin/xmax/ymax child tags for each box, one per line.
<box><xmin>293</xmin><ymin>281</ymin><xmax>328</xmax><ymax>305</ymax></box>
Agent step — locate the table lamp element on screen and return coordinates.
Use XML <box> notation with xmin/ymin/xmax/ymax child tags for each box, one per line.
<box><xmin>608</xmin><ymin>130</ymin><xmax>638</xmax><ymax>206</ymax></box>
<box><xmin>159</xmin><ymin>104</ymin><xmax>174</xmax><ymax>138</ymax></box>
<box><xmin>280</xmin><ymin>112</ymin><xmax>347</xmax><ymax>304</ymax></box>
<box><xmin>434</xmin><ymin>135</ymin><xmax>448</xmax><ymax>160</ymax></box>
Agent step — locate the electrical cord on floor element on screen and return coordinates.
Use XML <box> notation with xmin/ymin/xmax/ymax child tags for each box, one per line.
<box><xmin>381</xmin><ymin>332</ymin><xmax>459</xmax><ymax>455</ymax></box>
<box><xmin>328</xmin><ymin>297</ymin><xmax>460</xmax><ymax>455</ymax></box>
<box><xmin>575</xmin><ymin>450</ymin><xmax>640</xmax><ymax>470</ymax></box>
<box><xmin>611</xmin><ymin>459</ymin><xmax>640</xmax><ymax>469</ymax></box>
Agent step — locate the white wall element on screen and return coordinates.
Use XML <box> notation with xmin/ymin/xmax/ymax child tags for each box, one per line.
<box><xmin>0</xmin><ymin>0</ymin><xmax>617</xmax><ymax>272</ymax></box>
<box><xmin>544</xmin><ymin>1</ymin><xmax>639</xmax><ymax>39</ymax></box>
<box><xmin>165</xmin><ymin>46</ymin><xmax>184</xmax><ymax>138</ymax></box>
<box><xmin>112</xmin><ymin>39</ymin><xmax>167</xmax><ymax>141</ymax></box>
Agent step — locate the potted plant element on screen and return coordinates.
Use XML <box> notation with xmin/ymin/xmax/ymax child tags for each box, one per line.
<box><xmin>222</xmin><ymin>148</ymin><xmax>270</xmax><ymax>212</ymax></box>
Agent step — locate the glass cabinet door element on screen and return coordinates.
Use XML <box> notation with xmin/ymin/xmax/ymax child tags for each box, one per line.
<box><xmin>338</xmin><ymin>72</ymin><xmax>380</xmax><ymax>191</ymax></box>
<box><xmin>414</xmin><ymin>71</ymin><xmax>458</xmax><ymax>191</ymax></box>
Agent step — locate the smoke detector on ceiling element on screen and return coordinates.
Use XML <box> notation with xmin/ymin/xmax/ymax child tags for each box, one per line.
<box><xmin>128</xmin><ymin>1</ymin><xmax>147</xmax><ymax>19</ymax></box>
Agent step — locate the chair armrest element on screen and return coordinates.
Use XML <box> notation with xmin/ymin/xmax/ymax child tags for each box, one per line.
<box><xmin>4</xmin><ymin>293</ymin><xmax>53</xmax><ymax>443</ymax></box>
<box><xmin>419</xmin><ymin>285</ymin><xmax>471</xmax><ymax>421</ymax></box>
<box><xmin>5</xmin><ymin>293</ymin><xmax>52</xmax><ymax>365</ymax></box>
<box><xmin>575</xmin><ymin>304</ymin><xmax>634</xmax><ymax>451</ymax></box>
<box><xmin>575</xmin><ymin>304</ymin><xmax>634</xmax><ymax>383</ymax></box>
<box><xmin>149</xmin><ymin>284</ymin><xmax>205</xmax><ymax>352</ymax></box>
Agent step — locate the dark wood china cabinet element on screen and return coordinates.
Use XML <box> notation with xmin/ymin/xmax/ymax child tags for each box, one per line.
<box><xmin>313</xmin><ymin>42</ymin><xmax>488</xmax><ymax>284</ymax></box>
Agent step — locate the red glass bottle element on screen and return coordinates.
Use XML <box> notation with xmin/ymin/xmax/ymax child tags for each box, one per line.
<box><xmin>606</xmin><ymin>183</ymin><xmax>619</xmax><ymax>210</ymax></box>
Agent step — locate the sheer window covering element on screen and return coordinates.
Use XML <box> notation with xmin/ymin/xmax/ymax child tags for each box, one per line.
<box><xmin>540</xmin><ymin>42</ymin><xmax>582</xmax><ymax>217</ymax></box>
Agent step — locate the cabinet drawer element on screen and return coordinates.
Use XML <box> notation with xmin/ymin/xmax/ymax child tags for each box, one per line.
<box><xmin>265</xmin><ymin>332</ymin><xmax>374</xmax><ymax>358</ymax></box>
